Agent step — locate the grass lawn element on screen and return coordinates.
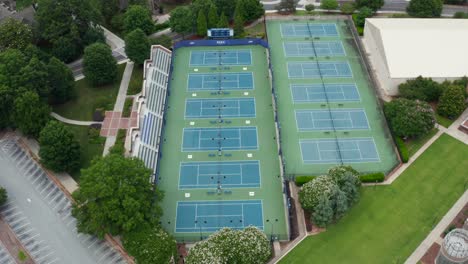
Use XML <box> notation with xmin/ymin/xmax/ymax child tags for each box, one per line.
<box><xmin>246</xmin><ymin>22</ymin><xmax>266</xmax><ymax>38</ymax></box>
<box><xmin>53</xmin><ymin>63</ymin><xmax>126</xmax><ymax>121</ymax></box>
<box><xmin>122</xmin><ymin>97</ymin><xmax>133</xmax><ymax>117</ymax></box>
<box><xmin>66</xmin><ymin>125</ymin><xmax>105</xmax><ymax>180</ymax></box>
<box><xmin>405</xmin><ymin>128</ymin><xmax>438</xmax><ymax>157</ymax></box>
<box><xmin>127</xmin><ymin>65</ymin><xmax>144</xmax><ymax>95</ymax></box>
<box><xmin>280</xmin><ymin>134</ymin><xmax>468</xmax><ymax>264</ymax></box>
<box><xmin>436</xmin><ymin>113</ymin><xmax>456</xmax><ymax>128</ymax></box>
<box><xmin>15</xmin><ymin>0</ymin><xmax>32</xmax><ymax>10</ymax></box>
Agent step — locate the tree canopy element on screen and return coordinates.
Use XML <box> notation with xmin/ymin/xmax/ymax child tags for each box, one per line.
<box><xmin>13</xmin><ymin>91</ymin><xmax>50</xmax><ymax>138</ymax></box>
<box><xmin>0</xmin><ymin>186</ymin><xmax>7</xmax><ymax>207</ymax></box>
<box><xmin>217</xmin><ymin>12</ymin><xmax>229</xmax><ymax>28</ymax></box>
<box><xmin>355</xmin><ymin>0</ymin><xmax>385</xmax><ymax>11</ymax></box>
<box><xmin>124</xmin><ymin>5</ymin><xmax>155</xmax><ymax>35</ymax></box>
<box><xmin>384</xmin><ymin>98</ymin><xmax>435</xmax><ymax>138</ymax></box>
<box><xmin>39</xmin><ymin>121</ymin><xmax>80</xmax><ymax>173</ymax></box>
<box><xmin>437</xmin><ymin>85</ymin><xmax>466</xmax><ymax>119</ymax></box>
<box><xmin>186</xmin><ymin>227</ymin><xmax>271</xmax><ymax>264</ymax></box>
<box><xmin>276</xmin><ymin>0</ymin><xmax>297</xmax><ymax>13</ymax></box>
<box><xmin>406</xmin><ymin>0</ymin><xmax>443</xmax><ymax>17</ymax></box>
<box><xmin>123</xmin><ymin>225</ymin><xmax>177</xmax><ymax>264</ymax></box>
<box><xmin>321</xmin><ymin>0</ymin><xmax>339</xmax><ymax>11</ymax></box>
<box><xmin>19</xmin><ymin>56</ymin><xmax>50</xmax><ymax>99</ymax></box>
<box><xmin>398</xmin><ymin>76</ymin><xmax>443</xmax><ymax>102</ymax></box>
<box><xmin>355</xmin><ymin>7</ymin><xmax>373</xmax><ymax>27</ymax></box>
<box><xmin>47</xmin><ymin>57</ymin><xmax>75</xmax><ymax>104</ymax></box>
<box><xmin>83</xmin><ymin>43</ymin><xmax>118</xmax><ymax>86</ymax></box>
<box><xmin>125</xmin><ymin>29</ymin><xmax>150</xmax><ymax>65</ymax></box>
<box><xmin>72</xmin><ymin>154</ymin><xmax>163</xmax><ymax>238</ymax></box>
<box><xmin>169</xmin><ymin>7</ymin><xmax>193</xmax><ymax>37</ymax></box>
<box><xmin>197</xmin><ymin>10</ymin><xmax>208</xmax><ymax>37</ymax></box>
<box><xmin>0</xmin><ymin>19</ymin><xmax>33</xmax><ymax>52</ymax></box>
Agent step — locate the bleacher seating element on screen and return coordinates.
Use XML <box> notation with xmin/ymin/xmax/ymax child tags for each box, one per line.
<box><xmin>136</xmin><ymin>46</ymin><xmax>172</xmax><ymax>173</ymax></box>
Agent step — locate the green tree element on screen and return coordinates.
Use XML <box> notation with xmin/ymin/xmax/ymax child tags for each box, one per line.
<box><xmin>83</xmin><ymin>43</ymin><xmax>118</xmax><ymax>86</ymax></box>
<box><xmin>276</xmin><ymin>0</ymin><xmax>297</xmax><ymax>13</ymax></box>
<box><xmin>398</xmin><ymin>76</ymin><xmax>443</xmax><ymax>102</ymax></box>
<box><xmin>50</xmin><ymin>29</ymin><xmax>83</xmax><ymax>62</ymax></box>
<box><xmin>83</xmin><ymin>25</ymin><xmax>106</xmax><ymax>46</ymax></box>
<box><xmin>0</xmin><ymin>18</ymin><xmax>33</xmax><ymax>52</ymax></box>
<box><xmin>312</xmin><ymin>194</ymin><xmax>334</xmax><ymax>227</ymax></box>
<box><xmin>169</xmin><ymin>6</ymin><xmax>193</xmax><ymax>38</ymax></box>
<box><xmin>191</xmin><ymin>0</ymin><xmax>215</xmax><ymax>21</ymax></box>
<box><xmin>97</xmin><ymin>0</ymin><xmax>120</xmax><ymax>23</ymax></box>
<box><xmin>214</xmin><ymin>0</ymin><xmax>237</xmax><ymax>19</ymax></box>
<box><xmin>197</xmin><ymin>10</ymin><xmax>208</xmax><ymax>36</ymax></box>
<box><xmin>39</xmin><ymin>121</ymin><xmax>80</xmax><ymax>172</ymax></box>
<box><xmin>0</xmin><ymin>49</ymin><xmax>28</xmax><ymax>89</ymax></box>
<box><xmin>407</xmin><ymin>0</ymin><xmax>443</xmax><ymax>17</ymax></box>
<box><xmin>0</xmin><ymin>187</ymin><xmax>7</xmax><ymax>207</ymax></box>
<box><xmin>19</xmin><ymin>57</ymin><xmax>50</xmax><ymax>99</ymax></box>
<box><xmin>321</xmin><ymin>0</ymin><xmax>339</xmax><ymax>11</ymax></box>
<box><xmin>332</xmin><ymin>189</ymin><xmax>349</xmax><ymax>220</ymax></box>
<box><xmin>47</xmin><ymin>57</ymin><xmax>75</xmax><ymax>104</ymax></box>
<box><xmin>72</xmin><ymin>154</ymin><xmax>163</xmax><ymax>237</ymax></box>
<box><xmin>217</xmin><ymin>12</ymin><xmax>229</xmax><ymax>28</ymax></box>
<box><xmin>437</xmin><ymin>85</ymin><xmax>466</xmax><ymax>119</ymax></box>
<box><xmin>299</xmin><ymin>175</ymin><xmax>338</xmax><ymax>211</ymax></box>
<box><xmin>355</xmin><ymin>0</ymin><xmax>385</xmax><ymax>11</ymax></box>
<box><xmin>125</xmin><ymin>29</ymin><xmax>150</xmax><ymax>65</ymax></box>
<box><xmin>384</xmin><ymin>98</ymin><xmax>436</xmax><ymax>138</ymax></box>
<box><xmin>340</xmin><ymin>2</ymin><xmax>356</xmax><ymax>14</ymax></box>
<box><xmin>0</xmin><ymin>85</ymin><xmax>14</xmax><ymax>128</ymax></box>
<box><xmin>124</xmin><ymin>5</ymin><xmax>155</xmax><ymax>35</ymax></box>
<box><xmin>207</xmin><ymin>5</ymin><xmax>218</xmax><ymax>28</ymax></box>
<box><xmin>305</xmin><ymin>4</ymin><xmax>315</xmax><ymax>13</ymax></box>
<box><xmin>123</xmin><ymin>225</ymin><xmax>177</xmax><ymax>264</ymax></box>
<box><xmin>13</xmin><ymin>91</ymin><xmax>50</xmax><ymax>137</ymax></box>
<box><xmin>355</xmin><ymin>7</ymin><xmax>373</xmax><ymax>27</ymax></box>
<box><xmin>233</xmin><ymin>1</ymin><xmax>245</xmax><ymax>37</ymax></box>
<box><xmin>239</xmin><ymin>0</ymin><xmax>264</xmax><ymax>22</ymax></box>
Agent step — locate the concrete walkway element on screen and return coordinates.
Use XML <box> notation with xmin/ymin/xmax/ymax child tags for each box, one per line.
<box><xmin>405</xmin><ymin>190</ymin><xmax>468</xmax><ymax>264</ymax></box>
<box><xmin>444</xmin><ymin>107</ymin><xmax>468</xmax><ymax>145</ymax></box>
<box><xmin>50</xmin><ymin>112</ymin><xmax>101</xmax><ymax>126</ymax></box>
<box><xmin>103</xmin><ymin>62</ymin><xmax>134</xmax><ymax>156</ymax></box>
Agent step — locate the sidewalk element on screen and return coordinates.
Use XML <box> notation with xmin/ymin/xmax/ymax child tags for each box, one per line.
<box><xmin>444</xmin><ymin>107</ymin><xmax>468</xmax><ymax>145</ymax></box>
<box><xmin>50</xmin><ymin>112</ymin><xmax>100</xmax><ymax>126</ymax></box>
<box><xmin>405</xmin><ymin>190</ymin><xmax>468</xmax><ymax>264</ymax></box>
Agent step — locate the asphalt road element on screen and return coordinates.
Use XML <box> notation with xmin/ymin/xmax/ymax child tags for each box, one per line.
<box><xmin>0</xmin><ymin>140</ymin><xmax>126</xmax><ymax>264</ymax></box>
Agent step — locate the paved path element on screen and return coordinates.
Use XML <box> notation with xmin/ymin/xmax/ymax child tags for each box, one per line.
<box><xmin>103</xmin><ymin>62</ymin><xmax>135</xmax><ymax>156</ymax></box>
<box><xmin>50</xmin><ymin>112</ymin><xmax>100</xmax><ymax>126</ymax></box>
<box><xmin>445</xmin><ymin>107</ymin><xmax>468</xmax><ymax>145</ymax></box>
<box><xmin>405</xmin><ymin>190</ymin><xmax>468</xmax><ymax>264</ymax></box>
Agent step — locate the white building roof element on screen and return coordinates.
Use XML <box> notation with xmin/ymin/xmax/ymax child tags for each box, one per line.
<box><xmin>364</xmin><ymin>18</ymin><xmax>468</xmax><ymax>78</ymax></box>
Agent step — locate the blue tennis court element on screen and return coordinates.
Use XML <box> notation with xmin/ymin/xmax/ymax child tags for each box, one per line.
<box><xmin>179</xmin><ymin>161</ymin><xmax>260</xmax><ymax>189</ymax></box>
<box><xmin>175</xmin><ymin>200</ymin><xmax>264</xmax><ymax>232</ymax></box>
<box><xmin>185</xmin><ymin>98</ymin><xmax>256</xmax><ymax>118</ymax></box>
<box><xmin>295</xmin><ymin>109</ymin><xmax>369</xmax><ymax>131</ymax></box>
<box><xmin>288</xmin><ymin>62</ymin><xmax>352</xmax><ymax>78</ymax></box>
<box><xmin>182</xmin><ymin>127</ymin><xmax>258</xmax><ymax>151</ymax></box>
<box><xmin>283</xmin><ymin>41</ymin><xmax>345</xmax><ymax>57</ymax></box>
<box><xmin>190</xmin><ymin>50</ymin><xmax>252</xmax><ymax>66</ymax></box>
<box><xmin>281</xmin><ymin>23</ymin><xmax>338</xmax><ymax>37</ymax></box>
<box><xmin>291</xmin><ymin>83</ymin><xmax>360</xmax><ymax>103</ymax></box>
<box><xmin>300</xmin><ymin>138</ymin><xmax>380</xmax><ymax>164</ymax></box>
<box><xmin>187</xmin><ymin>73</ymin><xmax>254</xmax><ymax>91</ymax></box>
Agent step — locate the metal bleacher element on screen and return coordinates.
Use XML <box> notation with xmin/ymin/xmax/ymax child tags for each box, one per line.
<box><xmin>134</xmin><ymin>46</ymin><xmax>172</xmax><ymax>174</ymax></box>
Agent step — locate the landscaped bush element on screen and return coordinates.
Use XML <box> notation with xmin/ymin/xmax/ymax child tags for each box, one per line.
<box><xmin>384</xmin><ymin>98</ymin><xmax>435</xmax><ymax>138</ymax></box>
<box><xmin>437</xmin><ymin>85</ymin><xmax>466</xmax><ymax>119</ymax></box>
<box><xmin>395</xmin><ymin>137</ymin><xmax>409</xmax><ymax>163</ymax></box>
<box><xmin>295</xmin><ymin>175</ymin><xmax>317</xmax><ymax>186</ymax></box>
<box><xmin>359</xmin><ymin>172</ymin><xmax>385</xmax><ymax>183</ymax></box>
<box><xmin>299</xmin><ymin>175</ymin><xmax>338</xmax><ymax>211</ymax></box>
<box><xmin>0</xmin><ymin>186</ymin><xmax>7</xmax><ymax>207</ymax></box>
<box><xmin>398</xmin><ymin>76</ymin><xmax>443</xmax><ymax>102</ymax></box>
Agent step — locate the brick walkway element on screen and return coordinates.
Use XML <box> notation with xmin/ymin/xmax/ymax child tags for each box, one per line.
<box><xmin>100</xmin><ymin>111</ymin><xmax>138</xmax><ymax>137</ymax></box>
<box><xmin>0</xmin><ymin>217</ymin><xmax>34</xmax><ymax>264</ymax></box>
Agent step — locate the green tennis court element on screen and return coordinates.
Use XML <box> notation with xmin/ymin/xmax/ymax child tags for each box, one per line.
<box><xmin>295</xmin><ymin>109</ymin><xmax>369</xmax><ymax>131</ymax></box>
<box><xmin>283</xmin><ymin>41</ymin><xmax>345</xmax><ymax>57</ymax></box>
<box><xmin>182</xmin><ymin>127</ymin><xmax>258</xmax><ymax>151</ymax></box>
<box><xmin>190</xmin><ymin>50</ymin><xmax>252</xmax><ymax>66</ymax></box>
<box><xmin>187</xmin><ymin>72</ymin><xmax>254</xmax><ymax>91</ymax></box>
<box><xmin>287</xmin><ymin>62</ymin><xmax>353</xmax><ymax>78</ymax></box>
<box><xmin>291</xmin><ymin>83</ymin><xmax>361</xmax><ymax>103</ymax></box>
<box><xmin>281</xmin><ymin>23</ymin><xmax>338</xmax><ymax>37</ymax></box>
<box><xmin>185</xmin><ymin>98</ymin><xmax>256</xmax><ymax>119</ymax></box>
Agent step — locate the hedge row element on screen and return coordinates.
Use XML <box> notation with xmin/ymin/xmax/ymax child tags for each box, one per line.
<box><xmin>395</xmin><ymin>137</ymin><xmax>409</xmax><ymax>163</ymax></box>
<box><xmin>359</xmin><ymin>172</ymin><xmax>385</xmax><ymax>183</ymax></box>
<box><xmin>295</xmin><ymin>176</ymin><xmax>317</xmax><ymax>186</ymax></box>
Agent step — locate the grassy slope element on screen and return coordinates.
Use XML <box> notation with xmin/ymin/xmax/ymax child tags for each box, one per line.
<box><xmin>127</xmin><ymin>65</ymin><xmax>144</xmax><ymax>95</ymax></box>
<box><xmin>53</xmin><ymin>64</ymin><xmax>126</xmax><ymax>121</ymax></box>
<box><xmin>280</xmin><ymin>134</ymin><xmax>468</xmax><ymax>264</ymax></box>
<box><xmin>406</xmin><ymin>128</ymin><xmax>438</xmax><ymax>157</ymax></box>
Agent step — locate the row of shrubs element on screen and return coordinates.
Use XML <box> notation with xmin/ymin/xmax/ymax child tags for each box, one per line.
<box><xmin>295</xmin><ymin>172</ymin><xmax>386</xmax><ymax>186</ymax></box>
<box><xmin>395</xmin><ymin>137</ymin><xmax>409</xmax><ymax>163</ymax></box>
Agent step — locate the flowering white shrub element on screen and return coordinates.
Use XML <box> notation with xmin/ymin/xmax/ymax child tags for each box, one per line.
<box><xmin>186</xmin><ymin>227</ymin><xmax>271</xmax><ymax>264</ymax></box>
<box><xmin>299</xmin><ymin>175</ymin><xmax>338</xmax><ymax>211</ymax></box>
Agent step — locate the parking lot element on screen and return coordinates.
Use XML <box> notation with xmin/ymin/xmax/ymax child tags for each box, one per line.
<box><xmin>0</xmin><ymin>139</ymin><xmax>127</xmax><ymax>264</ymax></box>
<box><xmin>0</xmin><ymin>241</ymin><xmax>15</xmax><ymax>264</ymax></box>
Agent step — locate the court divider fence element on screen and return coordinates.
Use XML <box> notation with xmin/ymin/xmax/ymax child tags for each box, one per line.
<box><xmin>173</xmin><ymin>38</ymin><xmax>269</xmax><ymax>50</ymax></box>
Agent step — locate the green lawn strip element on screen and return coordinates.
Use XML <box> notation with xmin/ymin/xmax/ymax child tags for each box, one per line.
<box><xmin>405</xmin><ymin>128</ymin><xmax>438</xmax><ymax>157</ymax></box>
<box><xmin>15</xmin><ymin>0</ymin><xmax>32</xmax><ymax>10</ymax></box>
<box><xmin>115</xmin><ymin>129</ymin><xmax>126</xmax><ymax>149</ymax></box>
<box><xmin>246</xmin><ymin>23</ymin><xmax>266</xmax><ymax>38</ymax></box>
<box><xmin>127</xmin><ymin>65</ymin><xmax>144</xmax><ymax>95</ymax></box>
<box><xmin>280</xmin><ymin>134</ymin><xmax>468</xmax><ymax>264</ymax></box>
<box><xmin>122</xmin><ymin>97</ymin><xmax>133</xmax><ymax>117</ymax></box>
<box><xmin>53</xmin><ymin>63</ymin><xmax>126</xmax><ymax>121</ymax></box>
<box><xmin>436</xmin><ymin>113</ymin><xmax>455</xmax><ymax>128</ymax></box>
<box><xmin>66</xmin><ymin>124</ymin><xmax>105</xmax><ymax>180</ymax></box>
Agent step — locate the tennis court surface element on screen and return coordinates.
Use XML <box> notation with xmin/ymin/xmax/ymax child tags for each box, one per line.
<box><xmin>185</xmin><ymin>98</ymin><xmax>256</xmax><ymax>118</ymax></box>
<box><xmin>175</xmin><ymin>200</ymin><xmax>264</xmax><ymax>233</ymax></box>
<box><xmin>179</xmin><ymin>161</ymin><xmax>260</xmax><ymax>189</ymax></box>
<box><xmin>300</xmin><ymin>138</ymin><xmax>380</xmax><ymax>164</ymax></box>
<box><xmin>190</xmin><ymin>50</ymin><xmax>252</xmax><ymax>66</ymax></box>
<box><xmin>182</xmin><ymin>127</ymin><xmax>258</xmax><ymax>151</ymax></box>
<box><xmin>288</xmin><ymin>62</ymin><xmax>353</xmax><ymax>78</ymax></box>
<box><xmin>291</xmin><ymin>83</ymin><xmax>360</xmax><ymax>103</ymax></box>
<box><xmin>281</xmin><ymin>23</ymin><xmax>338</xmax><ymax>37</ymax></box>
<box><xmin>187</xmin><ymin>73</ymin><xmax>254</xmax><ymax>91</ymax></box>
<box><xmin>284</xmin><ymin>41</ymin><xmax>345</xmax><ymax>57</ymax></box>
<box><xmin>295</xmin><ymin>109</ymin><xmax>369</xmax><ymax>131</ymax></box>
